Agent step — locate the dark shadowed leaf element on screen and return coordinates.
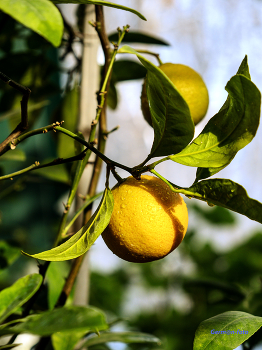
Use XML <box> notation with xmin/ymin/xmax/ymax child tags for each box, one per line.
<box><xmin>0</xmin><ymin>0</ymin><xmax>63</xmax><ymax>47</ymax></box>
<box><xmin>112</xmin><ymin>60</ymin><xmax>147</xmax><ymax>82</ymax></box>
<box><xmin>109</xmin><ymin>31</ymin><xmax>169</xmax><ymax>45</ymax></box>
<box><xmin>177</xmin><ymin>179</ymin><xmax>262</xmax><ymax>224</ymax></box>
<box><xmin>194</xmin><ymin>311</ymin><xmax>262</xmax><ymax>350</ymax></box>
<box><xmin>1</xmin><ymin>306</ymin><xmax>108</xmax><ymax>336</ymax></box>
<box><xmin>0</xmin><ymin>274</ymin><xmax>42</xmax><ymax>323</ymax></box>
<box><xmin>119</xmin><ymin>45</ymin><xmax>194</xmax><ymax>158</ymax></box>
<box><xmin>0</xmin><ymin>149</ymin><xmax>26</xmax><ymax>162</ymax></box>
<box><xmin>0</xmin><ymin>241</ymin><xmax>20</xmax><ymax>275</ymax></box>
<box><xmin>170</xmin><ymin>57</ymin><xmax>261</xmax><ymax>179</ymax></box>
<box><xmin>33</xmin><ymin>161</ymin><xmax>70</xmax><ymax>184</ymax></box>
<box><xmin>51</xmin><ymin>1</ymin><xmax>146</xmax><ymax>20</ymax></box>
<box><xmin>0</xmin><ymin>345</ymin><xmax>22</xmax><ymax>349</ymax></box>
<box><xmin>22</xmin><ymin>187</ymin><xmax>114</xmax><ymax>261</ymax></box>
<box><xmin>81</xmin><ymin>331</ymin><xmax>161</xmax><ymax>349</ymax></box>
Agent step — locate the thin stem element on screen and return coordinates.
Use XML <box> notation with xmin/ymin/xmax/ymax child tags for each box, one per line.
<box><xmin>0</xmin><ymin>72</ymin><xmax>30</xmax><ymax>155</ymax></box>
<box><xmin>127</xmin><ymin>49</ymin><xmax>163</xmax><ymax>65</ymax></box>
<box><xmin>55</xmin><ymin>126</ymin><xmax>132</xmax><ymax>173</ymax></box>
<box><xmin>0</xmin><ymin>151</ymin><xmax>87</xmax><ymax>182</ymax></box>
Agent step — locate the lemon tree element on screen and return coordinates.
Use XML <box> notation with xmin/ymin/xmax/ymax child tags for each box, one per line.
<box><xmin>0</xmin><ymin>2</ymin><xmax>262</xmax><ymax>350</ymax></box>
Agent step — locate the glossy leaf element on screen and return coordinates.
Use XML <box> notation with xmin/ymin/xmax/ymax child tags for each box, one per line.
<box><xmin>170</xmin><ymin>57</ymin><xmax>261</xmax><ymax>178</ymax></box>
<box><xmin>109</xmin><ymin>31</ymin><xmax>169</xmax><ymax>45</ymax></box>
<box><xmin>178</xmin><ymin>178</ymin><xmax>262</xmax><ymax>224</ymax></box>
<box><xmin>0</xmin><ymin>274</ymin><xmax>42</xmax><ymax>324</ymax></box>
<box><xmin>0</xmin><ymin>0</ymin><xmax>63</xmax><ymax>47</ymax></box>
<box><xmin>194</xmin><ymin>311</ymin><xmax>262</xmax><ymax>350</ymax></box>
<box><xmin>81</xmin><ymin>331</ymin><xmax>161</xmax><ymax>349</ymax></box>
<box><xmin>22</xmin><ymin>187</ymin><xmax>114</xmax><ymax>261</ymax></box>
<box><xmin>0</xmin><ymin>241</ymin><xmax>20</xmax><ymax>275</ymax></box>
<box><xmin>1</xmin><ymin>306</ymin><xmax>108</xmax><ymax>336</ymax></box>
<box><xmin>51</xmin><ymin>1</ymin><xmax>146</xmax><ymax>21</ymax></box>
<box><xmin>118</xmin><ymin>45</ymin><xmax>194</xmax><ymax>157</ymax></box>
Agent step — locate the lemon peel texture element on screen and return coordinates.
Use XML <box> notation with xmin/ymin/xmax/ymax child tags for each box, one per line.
<box><xmin>102</xmin><ymin>175</ymin><xmax>188</xmax><ymax>263</ymax></box>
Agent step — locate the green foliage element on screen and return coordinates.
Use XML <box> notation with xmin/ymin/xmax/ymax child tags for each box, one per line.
<box><xmin>1</xmin><ymin>1</ymin><xmax>262</xmax><ymax>350</ymax></box>
<box><xmin>0</xmin><ymin>306</ymin><xmax>108</xmax><ymax>336</ymax></box>
<box><xmin>119</xmin><ymin>45</ymin><xmax>195</xmax><ymax>157</ymax></box>
<box><xmin>194</xmin><ymin>311</ymin><xmax>262</xmax><ymax>350</ymax></box>
<box><xmin>0</xmin><ymin>0</ymin><xmax>63</xmax><ymax>47</ymax></box>
<box><xmin>170</xmin><ymin>58</ymin><xmax>261</xmax><ymax>180</ymax></box>
<box><xmin>180</xmin><ymin>178</ymin><xmax>262</xmax><ymax>224</ymax></box>
<box><xmin>0</xmin><ymin>274</ymin><xmax>42</xmax><ymax>323</ymax></box>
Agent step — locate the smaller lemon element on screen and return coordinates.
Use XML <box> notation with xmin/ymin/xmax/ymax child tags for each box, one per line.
<box><xmin>102</xmin><ymin>175</ymin><xmax>188</xmax><ymax>263</ymax></box>
<box><xmin>141</xmin><ymin>63</ymin><xmax>209</xmax><ymax>126</ymax></box>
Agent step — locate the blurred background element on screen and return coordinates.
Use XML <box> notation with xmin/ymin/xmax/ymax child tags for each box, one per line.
<box><xmin>1</xmin><ymin>0</ymin><xmax>262</xmax><ymax>349</ymax></box>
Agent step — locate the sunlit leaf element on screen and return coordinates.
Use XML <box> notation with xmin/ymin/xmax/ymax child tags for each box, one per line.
<box><xmin>0</xmin><ymin>274</ymin><xmax>42</xmax><ymax>324</ymax></box>
<box><xmin>118</xmin><ymin>45</ymin><xmax>194</xmax><ymax>158</ymax></box>
<box><xmin>52</xmin><ymin>330</ymin><xmax>86</xmax><ymax>350</ymax></box>
<box><xmin>193</xmin><ymin>311</ymin><xmax>262</xmax><ymax>350</ymax></box>
<box><xmin>51</xmin><ymin>1</ymin><xmax>146</xmax><ymax>21</ymax></box>
<box><xmin>0</xmin><ymin>0</ymin><xmax>63</xmax><ymax>47</ymax></box>
<box><xmin>170</xmin><ymin>57</ymin><xmax>261</xmax><ymax>179</ymax></box>
<box><xmin>0</xmin><ymin>149</ymin><xmax>26</xmax><ymax>162</ymax></box>
<box><xmin>22</xmin><ymin>187</ymin><xmax>114</xmax><ymax>261</ymax></box>
<box><xmin>1</xmin><ymin>306</ymin><xmax>108</xmax><ymax>336</ymax></box>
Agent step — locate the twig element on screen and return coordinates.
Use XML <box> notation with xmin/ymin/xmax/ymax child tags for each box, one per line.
<box><xmin>0</xmin><ymin>72</ymin><xmax>30</xmax><ymax>155</ymax></box>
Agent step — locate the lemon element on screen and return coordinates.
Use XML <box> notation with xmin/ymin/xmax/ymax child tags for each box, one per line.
<box><xmin>102</xmin><ymin>175</ymin><xmax>188</xmax><ymax>263</ymax></box>
<box><xmin>141</xmin><ymin>63</ymin><xmax>209</xmax><ymax>126</ymax></box>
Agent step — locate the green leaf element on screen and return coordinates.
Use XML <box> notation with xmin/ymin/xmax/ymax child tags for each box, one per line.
<box><xmin>0</xmin><ymin>241</ymin><xmax>21</xmax><ymax>275</ymax></box>
<box><xmin>119</xmin><ymin>45</ymin><xmax>194</xmax><ymax>158</ymax></box>
<box><xmin>193</xmin><ymin>311</ymin><xmax>262</xmax><ymax>350</ymax></box>
<box><xmin>109</xmin><ymin>31</ymin><xmax>169</xmax><ymax>45</ymax></box>
<box><xmin>178</xmin><ymin>178</ymin><xmax>262</xmax><ymax>224</ymax></box>
<box><xmin>46</xmin><ymin>261</ymin><xmax>70</xmax><ymax>309</ymax></box>
<box><xmin>0</xmin><ymin>274</ymin><xmax>42</xmax><ymax>324</ymax></box>
<box><xmin>170</xmin><ymin>57</ymin><xmax>261</xmax><ymax>178</ymax></box>
<box><xmin>1</xmin><ymin>306</ymin><xmax>108</xmax><ymax>336</ymax></box>
<box><xmin>51</xmin><ymin>1</ymin><xmax>146</xmax><ymax>21</ymax></box>
<box><xmin>52</xmin><ymin>331</ymin><xmax>86</xmax><ymax>350</ymax></box>
<box><xmin>81</xmin><ymin>331</ymin><xmax>161</xmax><ymax>349</ymax></box>
<box><xmin>0</xmin><ymin>0</ymin><xmax>63</xmax><ymax>47</ymax></box>
<box><xmin>112</xmin><ymin>60</ymin><xmax>147</xmax><ymax>82</ymax></box>
<box><xmin>22</xmin><ymin>187</ymin><xmax>114</xmax><ymax>261</ymax></box>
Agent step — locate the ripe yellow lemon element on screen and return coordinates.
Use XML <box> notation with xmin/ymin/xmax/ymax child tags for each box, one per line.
<box><xmin>141</xmin><ymin>63</ymin><xmax>209</xmax><ymax>126</ymax></box>
<box><xmin>102</xmin><ymin>175</ymin><xmax>188</xmax><ymax>263</ymax></box>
